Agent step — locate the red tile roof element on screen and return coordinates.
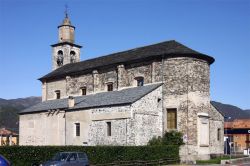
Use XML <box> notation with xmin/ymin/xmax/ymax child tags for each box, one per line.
<box><xmin>0</xmin><ymin>128</ymin><xmax>18</xmax><ymax>136</ymax></box>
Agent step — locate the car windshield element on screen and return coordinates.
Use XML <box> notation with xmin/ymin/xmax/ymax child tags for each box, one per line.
<box><xmin>51</xmin><ymin>153</ymin><xmax>69</xmax><ymax>161</ymax></box>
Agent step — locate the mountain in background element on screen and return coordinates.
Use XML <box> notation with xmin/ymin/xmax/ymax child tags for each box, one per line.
<box><xmin>0</xmin><ymin>97</ymin><xmax>41</xmax><ymax>132</ymax></box>
<box><xmin>211</xmin><ymin>101</ymin><xmax>250</xmax><ymax>121</ymax></box>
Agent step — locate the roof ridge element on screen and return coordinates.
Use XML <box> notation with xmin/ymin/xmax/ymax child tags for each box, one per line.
<box><xmin>52</xmin><ymin>40</ymin><xmax>178</xmax><ymax>67</ymax></box>
<box><xmin>20</xmin><ymin>83</ymin><xmax>163</xmax><ymax>114</ymax></box>
<box><xmin>39</xmin><ymin>40</ymin><xmax>214</xmax><ymax>81</ymax></box>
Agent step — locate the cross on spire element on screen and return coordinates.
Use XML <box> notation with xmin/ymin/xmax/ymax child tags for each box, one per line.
<box><xmin>65</xmin><ymin>4</ymin><xmax>69</xmax><ymax>18</ymax></box>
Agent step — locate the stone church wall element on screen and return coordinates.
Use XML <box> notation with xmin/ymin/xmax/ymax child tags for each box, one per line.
<box><xmin>161</xmin><ymin>57</ymin><xmax>213</xmax><ymax>160</ymax></box>
<box><xmin>163</xmin><ymin>57</ymin><xmax>210</xmax><ymax>140</ymax></box>
<box><xmin>88</xmin><ymin>105</ymin><xmax>132</xmax><ymax>145</ymax></box>
<box><xmin>131</xmin><ymin>85</ymin><xmax>163</xmax><ymax>145</ymax></box>
<box><xmin>38</xmin><ymin>55</ymin><xmax>223</xmax><ymax>159</ymax></box>
<box><xmin>209</xmin><ymin>104</ymin><xmax>224</xmax><ymax>154</ymax></box>
<box><xmin>19</xmin><ymin>111</ymin><xmax>65</xmax><ymax>145</ymax></box>
<box><xmin>46</xmin><ymin>79</ymin><xmax>67</xmax><ymax>100</ymax></box>
<box><xmin>65</xmin><ymin>109</ymin><xmax>92</xmax><ymax>145</ymax></box>
<box><xmin>125</xmin><ymin>61</ymin><xmax>153</xmax><ymax>86</ymax></box>
<box><xmin>96</xmin><ymin>67</ymin><xmax>118</xmax><ymax>92</ymax></box>
<box><xmin>88</xmin><ymin>85</ymin><xmax>162</xmax><ymax>146</ymax></box>
<box><xmin>66</xmin><ymin>74</ymin><xmax>94</xmax><ymax>96</ymax></box>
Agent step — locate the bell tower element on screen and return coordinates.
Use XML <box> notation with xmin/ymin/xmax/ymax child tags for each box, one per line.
<box><xmin>51</xmin><ymin>9</ymin><xmax>82</xmax><ymax>71</ymax></box>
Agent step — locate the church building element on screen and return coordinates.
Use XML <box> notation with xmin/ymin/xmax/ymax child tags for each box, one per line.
<box><xmin>19</xmin><ymin>14</ymin><xmax>224</xmax><ymax>160</ymax></box>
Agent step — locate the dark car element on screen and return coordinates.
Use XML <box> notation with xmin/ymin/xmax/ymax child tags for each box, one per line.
<box><xmin>40</xmin><ymin>152</ymin><xmax>89</xmax><ymax>166</ymax></box>
<box><xmin>0</xmin><ymin>154</ymin><xmax>11</xmax><ymax>166</ymax></box>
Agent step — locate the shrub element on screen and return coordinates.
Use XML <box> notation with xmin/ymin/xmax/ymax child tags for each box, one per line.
<box><xmin>147</xmin><ymin>136</ymin><xmax>162</xmax><ymax>146</ymax></box>
<box><xmin>0</xmin><ymin>145</ymin><xmax>179</xmax><ymax>165</ymax></box>
<box><xmin>148</xmin><ymin>130</ymin><xmax>184</xmax><ymax>146</ymax></box>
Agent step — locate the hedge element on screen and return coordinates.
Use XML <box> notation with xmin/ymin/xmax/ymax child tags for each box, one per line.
<box><xmin>0</xmin><ymin>145</ymin><xmax>179</xmax><ymax>165</ymax></box>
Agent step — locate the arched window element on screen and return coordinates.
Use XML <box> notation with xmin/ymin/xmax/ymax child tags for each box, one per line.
<box><xmin>58</xmin><ymin>50</ymin><xmax>63</xmax><ymax>55</ymax></box>
<box><xmin>70</xmin><ymin>51</ymin><xmax>76</xmax><ymax>63</ymax></box>
<box><xmin>135</xmin><ymin>76</ymin><xmax>144</xmax><ymax>86</ymax></box>
<box><xmin>57</xmin><ymin>50</ymin><xmax>63</xmax><ymax>66</ymax></box>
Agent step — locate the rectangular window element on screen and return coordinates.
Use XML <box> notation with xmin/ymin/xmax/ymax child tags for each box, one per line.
<box><xmin>167</xmin><ymin>108</ymin><xmax>177</xmax><ymax>129</ymax></box>
<box><xmin>75</xmin><ymin>123</ymin><xmax>80</xmax><ymax>136</ymax></box>
<box><xmin>107</xmin><ymin>122</ymin><xmax>111</xmax><ymax>136</ymax></box>
<box><xmin>107</xmin><ymin>83</ymin><xmax>113</xmax><ymax>91</ymax></box>
<box><xmin>217</xmin><ymin>128</ymin><xmax>221</xmax><ymax>141</ymax></box>
<box><xmin>81</xmin><ymin>87</ymin><xmax>86</xmax><ymax>95</ymax></box>
<box><xmin>55</xmin><ymin>90</ymin><xmax>60</xmax><ymax>99</ymax></box>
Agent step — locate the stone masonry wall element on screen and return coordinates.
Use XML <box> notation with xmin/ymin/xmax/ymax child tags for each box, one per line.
<box><xmin>66</xmin><ymin>74</ymin><xmax>94</xmax><ymax>96</ymax></box>
<box><xmin>88</xmin><ymin>105</ymin><xmax>131</xmax><ymax>145</ymax></box>
<box><xmin>47</xmin><ymin>79</ymin><xmax>66</xmax><ymax>100</ymax></box>
<box><xmin>88</xmin><ymin>86</ymin><xmax>162</xmax><ymax>146</ymax></box>
<box><xmin>41</xmin><ymin>55</ymin><xmax>223</xmax><ymax>160</ymax></box>
<box><xmin>162</xmin><ymin>58</ymin><xmax>210</xmax><ymax>141</ymax></box>
<box><xmin>97</xmin><ymin>67</ymin><xmax>118</xmax><ymax>92</ymax></box>
<box><xmin>131</xmin><ymin>85</ymin><xmax>163</xmax><ymax>145</ymax></box>
<box><xmin>209</xmin><ymin>104</ymin><xmax>224</xmax><ymax>154</ymax></box>
<box><xmin>52</xmin><ymin>45</ymin><xmax>80</xmax><ymax>71</ymax></box>
<box><xmin>160</xmin><ymin>57</ymin><xmax>212</xmax><ymax>160</ymax></box>
<box><xmin>126</xmin><ymin>61</ymin><xmax>153</xmax><ymax>87</ymax></box>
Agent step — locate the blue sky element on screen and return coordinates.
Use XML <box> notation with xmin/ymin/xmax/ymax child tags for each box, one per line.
<box><xmin>0</xmin><ymin>0</ymin><xmax>249</xmax><ymax>109</ymax></box>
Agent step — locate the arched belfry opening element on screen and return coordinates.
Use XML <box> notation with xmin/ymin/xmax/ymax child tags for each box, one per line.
<box><xmin>51</xmin><ymin>11</ymin><xmax>82</xmax><ymax>70</ymax></box>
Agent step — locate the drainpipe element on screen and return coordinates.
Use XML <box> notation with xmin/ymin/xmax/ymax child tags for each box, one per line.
<box><xmin>64</xmin><ymin>110</ymin><xmax>66</xmax><ymax>145</ymax></box>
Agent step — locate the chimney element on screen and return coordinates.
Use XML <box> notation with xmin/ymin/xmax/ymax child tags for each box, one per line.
<box><xmin>68</xmin><ymin>96</ymin><xmax>75</xmax><ymax>108</ymax></box>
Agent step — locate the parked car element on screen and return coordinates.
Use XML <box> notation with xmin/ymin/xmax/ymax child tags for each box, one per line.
<box><xmin>0</xmin><ymin>154</ymin><xmax>11</xmax><ymax>166</ymax></box>
<box><xmin>40</xmin><ymin>152</ymin><xmax>89</xmax><ymax>166</ymax></box>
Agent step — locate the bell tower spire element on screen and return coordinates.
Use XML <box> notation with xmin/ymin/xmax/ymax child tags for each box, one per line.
<box><xmin>51</xmin><ymin>8</ymin><xmax>82</xmax><ymax>71</ymax></box>
<box><xmin>58</xmin><ymin>5</ymin><xmax>75</xmax><ymax>43</ymax></box>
